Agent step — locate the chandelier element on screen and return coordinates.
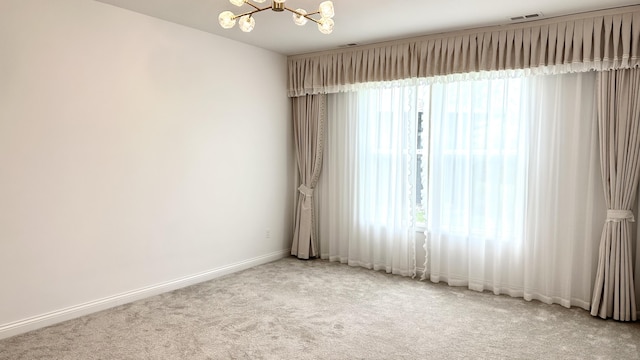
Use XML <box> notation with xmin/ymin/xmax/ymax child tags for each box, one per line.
<box><xmin>218</xmin><ymin>0</ymin><xmax>335</xmax><ymax>34</ymax></box>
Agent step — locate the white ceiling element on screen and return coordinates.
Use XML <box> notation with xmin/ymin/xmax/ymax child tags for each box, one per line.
<box><xmin>94</xmin><ymin>0</ymin><xmax>639</xmax><ymax>55</ymax></box>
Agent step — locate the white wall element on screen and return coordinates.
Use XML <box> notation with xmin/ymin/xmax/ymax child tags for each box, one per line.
<box><xmin>0</xmin><ymin>0</ymin><xmax>293</xmax><ymax>338</ymax></box>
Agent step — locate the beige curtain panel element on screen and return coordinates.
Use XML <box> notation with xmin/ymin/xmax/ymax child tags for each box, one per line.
<box><xmin>591</xmin><ymin>68</ymin><xmax>640</xmax><ymax>321</ymax></box>
<box><xmin>288</xmin><ymin>6</ymin><xmax>640</xmax><ymax>97</ymax></box>
<box><xmin>291</xmin><ymin>94</ymin><xmax>326</xmax><ymax>260</ymax></box>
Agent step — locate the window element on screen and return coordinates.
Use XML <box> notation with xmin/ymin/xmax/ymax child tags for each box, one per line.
<box><xmin>415</xmin><ymin>78</ymin><xmax>527</xmax><ymax>241</ymax></box>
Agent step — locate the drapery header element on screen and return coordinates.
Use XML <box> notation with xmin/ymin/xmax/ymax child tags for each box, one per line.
<box><xmin>287</xmin><ymin>6</ymin><xmax>640</xmax><ymax>97</ymax></box>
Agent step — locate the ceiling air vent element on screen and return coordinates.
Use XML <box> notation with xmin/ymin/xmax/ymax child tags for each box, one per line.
<box><xmin>509</xmin><ymin>12</ymin><xmax>543</xmax><ymax>22</ymax></box>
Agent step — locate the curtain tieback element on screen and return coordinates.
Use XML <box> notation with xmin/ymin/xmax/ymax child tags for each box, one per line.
<box><xmin>298</xmin><ymin>184</ymin><xmax>314</xmax><ymax>198</ymax></box>
<box><xmin>606</xmin><ymin>209</ymin><xmax>635</xmax><ymax>222</ymax></box>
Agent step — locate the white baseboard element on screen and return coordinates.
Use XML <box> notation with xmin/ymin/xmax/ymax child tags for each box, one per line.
<box><xmin>0</xmin><ymin>249</ymin><xmax>290</xmax><ymax>340</ymax></box>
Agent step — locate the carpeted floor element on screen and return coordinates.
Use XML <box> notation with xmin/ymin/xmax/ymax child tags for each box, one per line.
<box><xmin>1</xmin><ymin>257</ymin><xmax>639</xmax><ymax>359</ymax></box>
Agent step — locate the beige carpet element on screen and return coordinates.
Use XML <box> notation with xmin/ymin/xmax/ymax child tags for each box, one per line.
<box><xmin>1</xmin><ymin>257</ymin><xmax>639</xmax><ymax>359</ymax></box>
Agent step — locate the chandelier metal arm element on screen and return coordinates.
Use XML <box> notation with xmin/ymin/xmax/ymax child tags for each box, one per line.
<box><xmin>285</xmin><ymin>7</ymin><xmax>322</xmax><ymax>25</ymax></box>
<box><xmin>232</xmin><ymin>6</ymin><xmax>270</xmax><ymax>20</ymax></box>
<box><xmin>244</xmin><ymin>1</ymin><xmax>262</xmax><ymax>11</ymax></box>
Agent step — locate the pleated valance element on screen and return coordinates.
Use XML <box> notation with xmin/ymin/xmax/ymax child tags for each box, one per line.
<box><xmin>288</xmin><ymin>5</ymin><xmax>640</xmax><ymax>97</ymax></box>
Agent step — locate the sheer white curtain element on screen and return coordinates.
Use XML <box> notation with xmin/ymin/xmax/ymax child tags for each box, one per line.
<box><xmin>426</xmin><ymin>72</ymin><xmax>604</xmax><ymax>309</ymax></box>
<box><xmin>317</xmin><ymin>85</ymin><xmax>417</xmax><ymax>276</ymax></box>
<box><xmin>523</xmin><ymin>73</ymin><xmax>604</xmax><ymax>309</ymax></box>
<box><xmin>426</xmin><ymin>77</ymin><xmax>529</xmax><ymax>293</ymax></box>
<box><xmin>319</xmin><ymin>72</ymin><xmax>605</xmax><ymax>309</ymax></box>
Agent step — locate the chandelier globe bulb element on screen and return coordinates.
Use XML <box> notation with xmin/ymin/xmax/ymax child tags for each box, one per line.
<box><xmin>238</xmin><ymin>15</ymin><xmax>256</xmax><ymax>32</ymax></box>
<box><xmin>317</xmin><ymin>17</ymin><xmax>334</xmax><ymax>34</ymax></box>
<box><xmin>293</xmin><ymin>9</ymin><xmax>308</xmax><ymax>26</ymax></box>
<box><xmin>218</xmin><ymin>11</ymin><xmax>236</xmax><ymax>29</ymax></box>
<box><xmin>319</xmin><ymin>1</ymin><xmax>334</xmax><ymax>18</ymax></box>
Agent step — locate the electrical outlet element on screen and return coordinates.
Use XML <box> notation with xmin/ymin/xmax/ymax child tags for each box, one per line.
<box><xmin>265</xmin><ymin>228</ymin><xmax>271</xmax><ymax>239</ymax></box>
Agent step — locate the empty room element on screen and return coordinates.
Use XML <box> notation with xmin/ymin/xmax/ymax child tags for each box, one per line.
<box><xmin>1</xmin><ymin>0</ymin><xmax>640</xmax><ymax>358</ymax></box>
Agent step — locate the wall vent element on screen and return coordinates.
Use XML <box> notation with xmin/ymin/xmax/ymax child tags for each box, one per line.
<box><xmin>510</xmin><ymin>12</ymin><xmax>543</xmax><ymax>22</ymax></box>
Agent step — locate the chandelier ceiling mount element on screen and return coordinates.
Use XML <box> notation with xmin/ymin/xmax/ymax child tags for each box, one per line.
<box><xmin>218</xmin><ymin>0</ymin><xmax>335</xmax><ymax>34</ymax></box>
